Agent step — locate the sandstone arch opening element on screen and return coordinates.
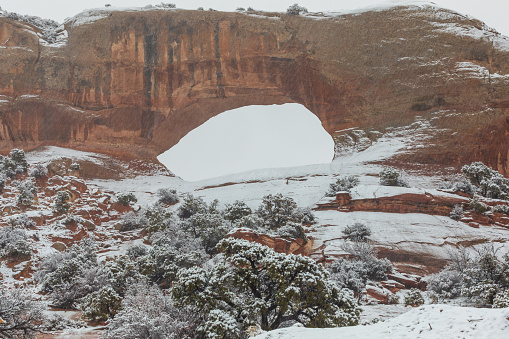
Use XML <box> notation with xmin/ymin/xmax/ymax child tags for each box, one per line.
<box><xmin>157</xmin><ymin>103</ymin><xmax>334</xmax><ymax>181</ymax></box>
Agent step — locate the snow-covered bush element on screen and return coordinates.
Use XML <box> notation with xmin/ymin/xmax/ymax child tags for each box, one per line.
<box><xmin>468</xmin><ymin>196</ymin><xmax>488</xmax><ymax>214</ymax></box>
<box><xmin>462</xmin><ymin>162</ymin><xmax>509</xmax><ymax>199</ymax></box>
<box><xmin>275</xmin><ymin>222</ymin><xmax>308</xmax><ymax>242</ymax></box>
<box><xmin>223</xmin><ymin>200</ymin><xmax>252</xmax><ymax>223</ymax></box>
<box><xmin>80</xmin><ymin>286</ymin><xmax>121</xmax><ymax>321</ymax></box>
<box><xmin>233</xmin><ymin>214</ymin><xmax>264</xmax><ymax>230</ymax></box>
<box><xmin>492</xmin><ymin>204</ymin><xmax>509</xmax><ymax>215</ymax></box>
<box><xmin>104</xmin><ymin>283</ymin><xmax>201</xmax><ymax>339</ymax></box>
<box><xmin>156</xmin><ymin>188</ymin><xmax>178</xmax><ymax>205</ymax></box>
<box><xmin>126</xmin><ymin>244</ymin><xmax>148</xmax><ymax>259</ymax></box>
<box><xmin>449</xmin><ymin>204</ymin><xmax>464</xmax><ymax>220</ymax></box>
<box><xmin>0</xmin><ymin>154</ymin><xmax>15</xmax><ymax>177</ymax></box>
<box><xmin>37</xmin><ymin>239</ymin><xmax>99</xmax><ymax>308</ymax></box>
<box><xmin>287</xmin><ymin>3</ymin><xmax>308</xmax><ymax>15</ymax></box>
<box><xmin>379</xmin><ymin>167</ymin><xmax>409</xmax><ymax>187</ymax></box>
<box><xmin>0</xmin><ymin>288</ymin><xmax>46</xmax><ymax>338</ymax></box>
<box><xmin>117</xmin><ymin>193</ymin><xmax>137</xmax><ymax>206</ymax></box>
<box><xmin>173</xmin><ymin>238</ymin><xmax>361</xmax><ymax>331</ymax></box>
<box><xmin>181</xmin><ymin>212</ymin><xmax>231</xmax><ymax>254</ymax></box>
<box><xmin>29</xmin><ymin>164</ymin><xmax>47</xmax><ymax>179</ymax></box>
<box><xmin>493</xmin><ymin>289</ymin><xmax>509</xmax><ymax>308</ymax></box>
<box><xmin>342</xmin><ymin>223</ymin><xmax>371</xmax><ymax>242</ymax></box>
<box><xmin>44</xmin><ymin>313</ymin><xmax>85</xmax><ymax>331</ymax></box>
<box><xmin>156</xmin><ymin>2</ymin><xmax>176</xmax><ymax>8</ymax></box>
<box><xmin>53</xmin><ymin>191</ymin><xmax>70</xmax><ymax>214</ymax></box>
<box><xmin>120</xmin><ymin>211</ymin><xmax>148</xmax><ymax>231</ymax></box>
<box><xmin>326</xmin><ymin>176</ymin><xmax>359</xmax><ymax>196</ymax></box>
<box><xmin>404</xmin><ymin>289</ymin><xmax>425</xmax><ymax>306</ymax></box>
<box><xmin>435</xmin><ymin>245</ymin><xmax>509</xmax><ymax>306</ymax></box>
<box><xmin>10</xmin><ymin>149</ymin><xmax>28</xmax><ymax>174</ymax></box>
<box><xmin>329</xmin><ymin>243</ymin><xmax>392</xmax><ymax>293</ymax></box>
<box><xmin>0</xmin><ymin>227</ymin><xmax>31</xmax><ymax>259</ymax></box>
<box><xmin>14</xmin><ymin>178</ymin><xmax>38</xmax><ymax>206</ymax></box>
<box><xmin>8</xmin><ymin>213</ymin><xmax>36</xmax><ymax>229</ymax></box>
<box><xmin>143</xmin><ymin>204</ymin><xmax>174</xmax><ymax>234</ymax></box>
<box><xmin>70</xmin><ymin>162</ymin><xmax>80</xmax><ymax>171</ymax></box>
<box><xmin>177</xmin><ymin>194</ymin><xmax>208</xmax><ymax>219</ymax></box>
<box><xmin>388</xmin><ymin>294</ymin><xmax>400</xmax><ymax>304</ymax></box>
<box><xmin>427</xmin><ymin>267</ymin><xmax>462</xmax><ymax>300</ymax></box>
<box><xmin>0</xmin><ymin>172</ymin><xmax>6</xmax><ymax>193</ymax></box>
<box><xmin>453</xmin><ymin>178</ymin><xmax>476</xmax><ymax>195</ymax></box>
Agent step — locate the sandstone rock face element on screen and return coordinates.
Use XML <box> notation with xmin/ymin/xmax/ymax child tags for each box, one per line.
<box><xmin>0</xmin><ymin>7</ymin><xmax>509</xmax><ymax>173</ymax></box>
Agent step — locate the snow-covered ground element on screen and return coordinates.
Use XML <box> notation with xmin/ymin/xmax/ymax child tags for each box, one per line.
<box><xmin>255</xmin><ymin>305</ymin><xmax>509</xmax><ymax>338</ymax></box>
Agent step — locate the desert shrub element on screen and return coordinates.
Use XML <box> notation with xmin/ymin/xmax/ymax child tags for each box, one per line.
<box><xmin>0</xmin><ymin>288</ymin><xmax>46</xmax><ymax>338</ymax></box>
<box><xmin>275</xmin><ymin>222</ymin><xmax>308</xmax><ymax>242</ymax></box>
<box><xmin>8</xmin><ymin>213</ymin><xmax>36</xmax><ymax>229</ymax></box>
<box><xmin>37</xmin><ymin>239</ymin><xmax>99</xmax><ymax>308</ymax></box>
<box><xmin>379</xmin><ymin>167</ymin><xmax>409</xmax><ymax>187</ymax></box>
<box><xmin>14</xmin><ymin>178</ymin><xmax>38</xmax><ymax>206</ymax></box>
<box><xmin>342</xmin><ymin>223</ymin><xmax>371</xmax><ymax>242</ymax></box>
<box><xmin>173</xmin><ymin>238</ymin><xmax>360</xmax><ymax>331</ymax></box>
<box><xmin>223</xmin><ymin>200</ymin><xmax>252</xmax><ymax>223</ymax></box>
<box><xmin>117</xmin><ymin>193</ymin><xmax>137</xmax><ymax>206</ymax></box>
<box><xmin>177</xmin><ymin>194</ymin><xmax>208</xmax><ymax>219</ymax></box>
<box><xmin>70</xmin><ymin>162</ymin><xmax>80</xmax><ymax>171</ymax></box>
<box><xmin>53</xmin><ymin>191</ymin><xmax>70</xmax><ymax>214</ymax></box>
<box><xmin>326</xmin><ymin>176</ymin><xmax>359</xmax><ymax>196</ymax></box>
<box><xmin>329</xmin><ymin>243</ymin><xmax>392</xmax><ymax>293</ymax></box>
<box><xmin>157</xmin><ymin>188</ymin><xmax>178</xmax><ymax>204</ymax></box>
<box><xmin>0</xmin><ymin>173</ymin><xmax>6</xmax><ymax>193</ymax></box>
<box><xmin>44</xmin><ymin>313</ymin><xmax>85</xmax><ymax>331</ymax></box>
<box><xmin>449</xmin><ymin>204</ymin><xmax>464</xmax><ymax>220</ymax></box>
<box><xmin>492</xmin><ymin>204</ymin><xmax>509</xmax><ymax>215</ymax></box>
<box><xmin>10</xmin><ymin>149</ymin><xmax>28</xmax><ymax>174</ymax></box>
<box><xmin>299</xmin><ymin>207</ymin><xmax>316</xmax><ymax>224</ymax></box>
<box><xmin>247</xmin><ymin>7</ymin><xmax>255</xmax><ymax>12</ymax></box>
<box><xmin>427</xmin><ymin>267</ymin><xmax>462</xmax><ymax>300</ymax></box>
<box><xmin>0</xmin><ymin>227</ymin><xmax>31</xmax><ymax>259</ymax></box>
<box><xmin>453</xmin><ymin>178</ymin><xmax>476</xmax><ymax>195</ymax></box>
<box><xmin>156</xmin><ymin>2</ymin><xmax>176</xmax><ymax>8</ymax></box>
<box><xmin>236</xmin><ymin>7</ymin><xmax>245</xmax><ymax>11</ymax></box>
<box><xmin>104</xmin><ymin>283</ymin><xmax>201</xmax><ymax>339</ymax></box>
<box><xmin>462</xmin><ymin>162</ymin><xmax>509</xmax><ymax>199</ymax></box>
<box><xmin>181</xmin><ymin>212</ymin><xmax>231</xmax><ymax>254</ymax></box>
<box><xmin>120</xmin><ymin>211</ymin><xmax>148</xmax><ymax>231</ymax></box>
<box><xmin>404</xmin><ymin>289</ymin><xmax>425</xmax><ymax>306</ymax></box>
<box><xmin>468</xmin><ymin>196</ymin><xmax>488</xmax><ymax>214</ymax></box>
<box><xmin>287</xmin><ymin>3</ymin><xmax>308</xmax><ymax>15</ymax></box>
<box><xmin>126</xmin><ymin>244</ymin><xmax>149</xmax><ymax>259</ymax></box>
<box><xmin>29</xmin><ymin>164</ymin><xmax>47</xmax><ymax>179</ymax></box>
<box><xmin>143</xmin><ymin>205</ymin><xmax>174</xmax><ymax>234</ymax></box>
<box><xmin>233</xmin><ymin>214</ymin><xmax>264</xmax><ymax>230</ymax></box>
<box><xmin>80</xmin><ymin>286</ymin><xmax>122</xmax><ymax>321</ymax></box>
<box><xmin>493</xmin><ymin>289</ymin><xmax>509</xmax><ymax>308</ymax></box>
<box><xmin>388</xmin><ymin>294</ymin><xmax>400</xmax><ymax>304</ymax></box>
<box><xmin>102</xmin><ymin>256</ymin><xmax>146</xmax><ymax>296</ymax></box>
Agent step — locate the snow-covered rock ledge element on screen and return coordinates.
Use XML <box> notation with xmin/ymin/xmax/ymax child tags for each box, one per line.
<box><xmin>255</xmin><ymin>305</ymin><xmax>509</xmax><ymax>338</ymax></box>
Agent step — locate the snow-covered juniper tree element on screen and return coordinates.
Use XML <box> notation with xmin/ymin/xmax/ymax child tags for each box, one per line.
<box><xmin>172</xmin><ymin>238</ymin><xmax>360</xmax><ymax>333</ymax></box>
<box><xmin>256</xmin><ymin>194</ymin><xmax>303</xmax><ymax>230</ymax></box>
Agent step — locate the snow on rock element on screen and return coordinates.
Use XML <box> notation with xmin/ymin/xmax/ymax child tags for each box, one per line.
<box><xmin>255</xmin><ymin>305</ymin><xmax>509</xmax><ymax>339</ymax></box>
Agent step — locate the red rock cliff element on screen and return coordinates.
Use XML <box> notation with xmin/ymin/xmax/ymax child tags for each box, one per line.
<box><xmin>0</xmin><ymin>6</ymin><xmax>509</xmax><ymax>173</ymax></box>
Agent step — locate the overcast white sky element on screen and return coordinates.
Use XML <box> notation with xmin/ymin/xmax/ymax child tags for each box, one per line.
<box><xmin>1</xmin><ymin>0</ymin><xmax>509</xmax><ymax>36</ymax></box>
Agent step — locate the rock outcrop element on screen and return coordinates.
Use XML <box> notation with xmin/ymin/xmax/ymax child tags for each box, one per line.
<box><xmin>0</xmin><ymin>5</ymin><xmax>509</xmax><ymax>173</ymax></box>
